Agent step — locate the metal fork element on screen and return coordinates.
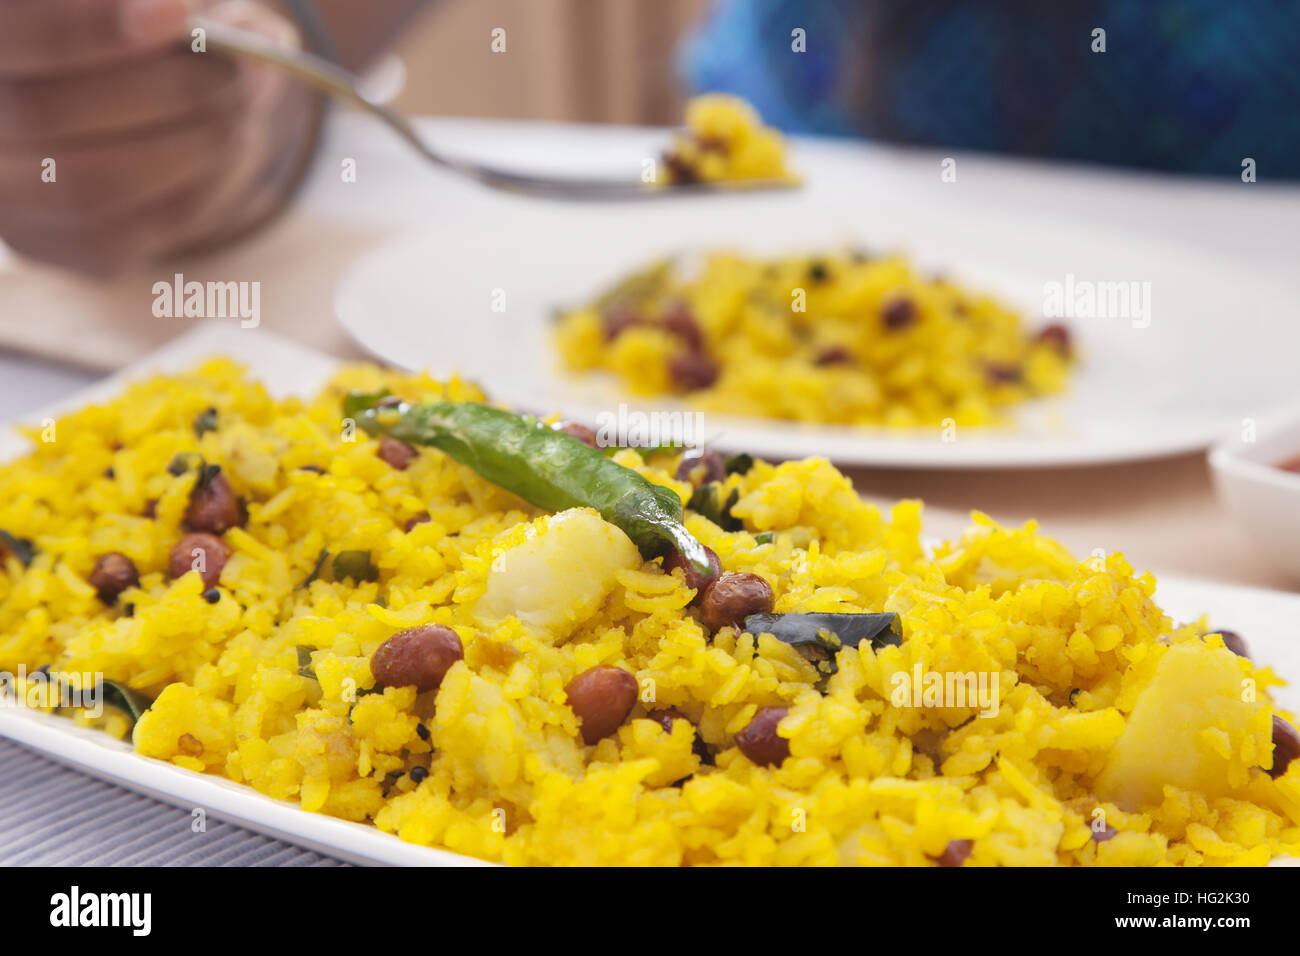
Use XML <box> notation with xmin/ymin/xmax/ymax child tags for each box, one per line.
<box><xmin>192</xmin><ymin>16</ymin><xmax>799</xmax><ymax>201</ymax></box>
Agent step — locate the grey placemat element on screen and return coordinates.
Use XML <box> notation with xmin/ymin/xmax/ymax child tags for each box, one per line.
<box><xmin>0</xmin><ymin>738</ymin><xmax>348</xmax><ymax>866</ymax></box>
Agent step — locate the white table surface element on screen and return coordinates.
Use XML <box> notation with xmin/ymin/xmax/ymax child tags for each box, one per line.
<box><xmin>0</xmin><ymin>112</ymin><xmax>1298</xmax><ymax>865</ymax></box>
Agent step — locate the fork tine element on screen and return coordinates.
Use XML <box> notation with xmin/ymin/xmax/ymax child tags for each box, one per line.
<box><xmin>469</xmin><ymin>167</ymin><xmax>800</xmax><ymax>200</ymax></box>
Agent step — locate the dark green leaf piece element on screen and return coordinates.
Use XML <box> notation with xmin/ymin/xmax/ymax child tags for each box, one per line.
<box><xmin>166</xmin><ymin>452</ymin><xmax>204</xmax><ymax>477</ymax></box>
<box><xmin>743</xmin><ymin>612</ymin><xmax>903</xmax><ymax>683</ymax></box>
<box><xmin>98</xmin><ymin>679</ymin><xmax>154</xmax><ymax>723</ymax></box>
<box><xmin>687</xmin><ymin>483</ymin><xmax>743</xmax><ymax>531</ymax></box>
<box><xmin>0</xmin><ymin>530</ymin><xmax>36</xmax><ymax>567</ymax></box>
<box><xmin>193</xmin><ymin>407</ymin><xmax>219</xmax><ymax>437</ymax></box>
<box><xmin>296</xmin><ymin>646</ymin><xmax>317</xmax><ymax>680</ymax></box>
<box><xmin>47</xmin><ymin>671</ymin><xmax>155</xmax><ymax>725</ymax></box>
<box><xmin>744</xmin><ymin>612</ymin><xmax>902</xmax><ymax>652</ymax></box>
<box><xmin>297</xmin><ymin>548</ymin><xmax>330</xmax><ymax>589</ymax></box>
<box><xmin>333</xmin><ymin>550</ymin><xmax>379</xmax><ymax>583</ymax></box>
<box><xmin>723</xmin><ymin>453</ymin><xmax>754</xmax><ymax>475</ymax></box>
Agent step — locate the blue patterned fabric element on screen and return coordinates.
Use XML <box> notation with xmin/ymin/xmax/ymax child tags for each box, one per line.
<box><xmin>679</xmin><ymin>0</ymin><xmax>1300</xmax><ymax>177</ymax></box>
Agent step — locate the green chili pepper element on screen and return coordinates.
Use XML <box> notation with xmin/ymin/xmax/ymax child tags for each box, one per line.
<box><xmin>344</xmin><ymin>393</ymin><xmax>712</xmax><ymax>574</ymax></box>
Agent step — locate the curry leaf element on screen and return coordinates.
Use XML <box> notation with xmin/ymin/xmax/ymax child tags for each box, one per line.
<box><xmin>99</xmin><ymin>680</ymin><xmax>154</xmax><ymax>723</ymax></box>
<box><xmin>166</xmin><ymin>452</ymin><xmax>204</xmax><ymax>477</ymax></box>
<box><xmin>297</xmin><ymin>548</ymin><xmax>330</xmax><ymax>589</ymax></box>
<box><xmin>333</xmin><ymin>550</ymin><xmax>379</xmax><ymax>583</ymax></box>
<box><xmin>0</xmin><ymin>530</ymin><xmax>36</xmax><ymax>567</ymax></box>
<box><xmin>743</xmin><ymin>612</ymin><xmax>902</xmax><ymax>684</ymax></box>
<box><xmin>46</xmin><ymin>672</ymin><xmax>154</xmax><ymax>725</ymax></box>
<box><xmin>723</xmin><ymin>453</ymin><xmax>754</xmax><ymax>475</ymax></box>
<box><xmin>193</xmin><ymin>407</ymin><xmax>218</xmax><ymax>437</ymax></box>
<box><xmin>687</xmin><ymin>483</ymin><xmax>743</xmax><ymax>531</ymax></box>
<box><xmin>744</xmin><ymin>612</ymin><xmax>902</xmax><ymax>653</ymax></box>
<box><xmin>296</xmin><ymin>646</ymin><xmax>317</xmax><ymax>680</ymax></box>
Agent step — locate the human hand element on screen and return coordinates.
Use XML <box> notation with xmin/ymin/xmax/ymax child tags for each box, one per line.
<box><xmin>0</xmin><ymin>0</ymin><xmax>322</xmax><ymax>276</ymax></box>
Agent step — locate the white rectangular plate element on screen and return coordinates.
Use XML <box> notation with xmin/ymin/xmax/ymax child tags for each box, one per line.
<box><xmin>2</xmin><ymin>323</ymin><xmax>1297</xmax><ymax>866</ymax></box>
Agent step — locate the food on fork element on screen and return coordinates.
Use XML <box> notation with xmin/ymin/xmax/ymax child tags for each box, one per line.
<box><xmin>659</xmin><ymin>94</ymin><xmax>798</xmax><ymax>185</ymax></box>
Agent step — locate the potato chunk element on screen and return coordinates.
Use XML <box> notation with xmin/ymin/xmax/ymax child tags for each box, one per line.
<box><xmin>477</xmin><ymin>508</ymin><xmax>641</xmax><ymax>639</ymax></box>
<box><xmin>1096</xmin><ymin>642</ymin><xmax>1268</xmax><ymax>809</ymax></box>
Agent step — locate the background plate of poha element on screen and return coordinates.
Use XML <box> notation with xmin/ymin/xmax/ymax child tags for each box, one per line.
<box><xmin>2</xmin><ymin>324</ymin><xmax>1299</xmax><ymax>866</ymax></box>
<box><xmin>334</xmin><ymin>138</ymin><xmax>1300</xmax><ymax>469</ymax></box>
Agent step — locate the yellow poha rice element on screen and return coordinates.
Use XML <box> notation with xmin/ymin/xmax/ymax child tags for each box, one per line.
<box><xmin>1</xmin><ymin>360</ymin><xmax>1298</xmax><ymax>866</ymax></box>
<box><xmin>554</xmin><ymin>249</ymin><xmax>1073</xmax><ymax>428</ymax></box>
<box><xmin>659</xmin><ymin>93</ymin><xmax>797</xmax><ymax>185</ymax></box>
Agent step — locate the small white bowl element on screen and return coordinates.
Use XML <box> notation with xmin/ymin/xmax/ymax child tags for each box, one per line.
<box><xmin>1210</xmin><ymin>408</ymin><xmax>1300</xmax><ymax>581</ymax></box>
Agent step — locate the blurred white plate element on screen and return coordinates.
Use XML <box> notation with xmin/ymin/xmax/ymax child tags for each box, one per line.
<box><xmin>333</xmin><ymin>145</ymin><xmax>1300</xmax><ymax>469</ymax></box>
<box><xmin>2</xmin><ymin>324</ymin><xmax>1297</xmax><ymax>866</ymax></box>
